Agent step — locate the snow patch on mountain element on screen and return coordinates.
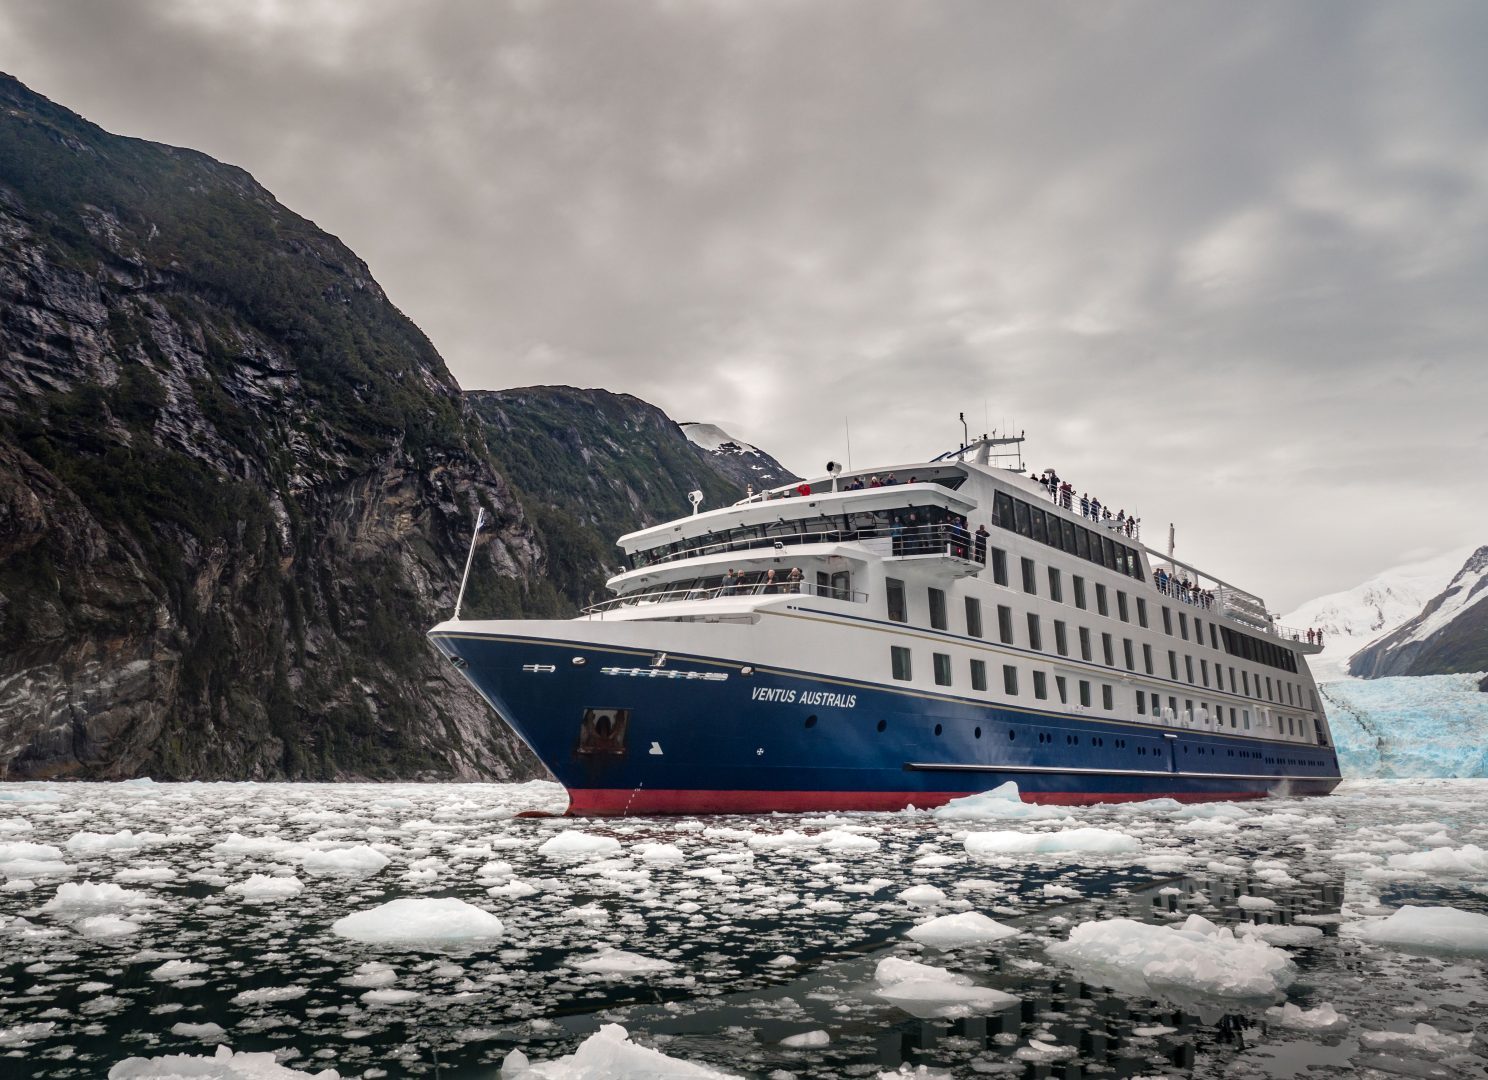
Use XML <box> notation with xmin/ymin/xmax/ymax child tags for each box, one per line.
<box><xmin>1279</xmin><ymin>546</ymin><xmax>1474</xmax><ymax>682</ymax></box>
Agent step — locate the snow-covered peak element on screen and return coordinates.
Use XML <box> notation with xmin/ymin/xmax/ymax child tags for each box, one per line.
<box><xmin>1279</xmin><ymin>545</ymin><xmax>1475</xmax><ymax>681</ymax></box>
<box><xmin>1401</xmin><ymin>546</ymin><xmax>1488</xmax><ymax>647</ymax></box>
<box><xmin>678</xmin><ymin>422</ymin><xmax>764</xmax><ymax>456</ymax></box>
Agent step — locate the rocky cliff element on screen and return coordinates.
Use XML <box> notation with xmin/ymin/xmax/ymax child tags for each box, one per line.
<box><xmin>0</xmin><ymin>73</ymin><xmax>557</xmax><ymax>780</ymax></box>
<box><xmin>1348</xmin><ymin>546</ymin><xmax>1488</xmax><ymax>679</ymax></box>
<box><xmin>468</xmin><ymin>387</ymin><xmax>797</xmax><ymax>608</ymax></box>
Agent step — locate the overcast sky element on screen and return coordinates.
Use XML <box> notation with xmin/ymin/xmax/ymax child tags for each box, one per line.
<box><xmin>3</xmin><ymin>0</ymin><xmax>1485</xmax><ymax>610</ymax></box>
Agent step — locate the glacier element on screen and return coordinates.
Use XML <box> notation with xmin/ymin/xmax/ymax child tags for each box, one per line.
<box><xmin>1321</xmin><ymin>672</ymin><xmax>1488</xmax><ymax>778</ymax></box>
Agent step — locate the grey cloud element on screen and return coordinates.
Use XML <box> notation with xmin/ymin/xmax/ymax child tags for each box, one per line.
<box><xmin>3</xmin><ymin>0</ymin><xmax>1486</xmax><ymax>608</ymax></box>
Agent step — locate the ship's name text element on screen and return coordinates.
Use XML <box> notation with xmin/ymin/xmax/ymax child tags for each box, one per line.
<box><xmin>751</xmin><ymin>687</ymin><xmax>857</xmax><ymax>708</ymax></box>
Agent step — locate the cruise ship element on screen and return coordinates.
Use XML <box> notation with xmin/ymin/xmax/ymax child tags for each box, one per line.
<box><xmin>428</xmin><ymin>433</ymin><xmax>1341</xmax><ymax>815</ymax></box>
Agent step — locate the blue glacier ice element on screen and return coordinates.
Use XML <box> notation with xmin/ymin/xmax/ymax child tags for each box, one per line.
<box><xmin>1321</xmin><ymin>672</ymin><xmax>1488</xmax><ymax>778</ymax></box>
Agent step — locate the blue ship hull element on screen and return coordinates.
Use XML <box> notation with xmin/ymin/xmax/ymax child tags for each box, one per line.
<box><xmin>429</xmin><ymin>628</ymin><xmax>1342</xmax><ymax>816</ymax></box>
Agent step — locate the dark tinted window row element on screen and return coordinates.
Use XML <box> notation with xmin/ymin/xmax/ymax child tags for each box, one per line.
<box><xmin>991</xmin><ymin>491</ymin><xmax>1143</xmax><ymax>581</ymax></box>
<box><xmin>1220</xmin><ymin>627</ymin><xmax>1299</xmax><ymax>673</ymax></box>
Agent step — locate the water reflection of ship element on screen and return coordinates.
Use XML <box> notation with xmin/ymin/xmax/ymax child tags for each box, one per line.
<box><xmin>507</xmin><ymin>867</ymin><xmax>1348</xmax><ymax>1077</ymax></box>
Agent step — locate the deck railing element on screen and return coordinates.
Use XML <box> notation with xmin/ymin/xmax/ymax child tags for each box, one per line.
<box><xmin>584</xmin><ymin>580</ymin><xmax>869</xmax><ymax>616</ymax></box>
<box><xmin>1040</xmin><ymin>486</ymin><xmax>1142</xmax><ymax>541</ymax></box>
<box><xmin>631</xmin><ymin>521</ymin><xmax>981</xmax><ymax>569</ymax></box>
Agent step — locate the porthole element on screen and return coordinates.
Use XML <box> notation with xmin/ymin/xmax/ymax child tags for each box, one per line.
<box><xmin>804</xmin><ymin>715</ymin><xmax>817</xmax><ymax>729</ymax></box>
<box><xmin>876</xmin><ymin>719</ymin><xmax>887</xmax><ymax>733</ymax></box>
<box><xmin>974</xmin><ymin>726</ymin><xmax>982</xmax><ymax>739</ymax></box>
<box><xmin>1008</xmin><ymin>730</ymin><xmax>1016</xmax><ymax>741</ymax></box>
<box><xmin>934</xmin><ymin>723</ymin><xmax>943</xmax><ymax>736</ymax></box>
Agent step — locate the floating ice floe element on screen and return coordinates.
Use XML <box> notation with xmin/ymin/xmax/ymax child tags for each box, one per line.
<box><xmin>906</xmin><ymin>912</ymin><xmax>1020</xmax><ymax>948</ymax></box>
<box><xmin>1235</xmin><ymin>895</ymin><xmax>1276</xmax><ymax>910</ymax></box>
<box><xmin>780</xmin><ymin>1030</ymin><xmax>830</xmax><ymax>1048</ymax></box>
<box><xmin>65</xmin><ymin>830</ymin><xmax>175</xmax><ymax>854</ymax></box>
<box><xmin>1344</xmin><ymin>904</ymin><xmax>1488</xmax><ymax>955</ymax></box>
<box><xmin>1358</xmin><ymin>1023</ymin><xmax>1474</xmax><ymax>1057</ymax></box>
<box><xmin>872</xmin><ymin>955</ymin><xmax>1018</xmax><ymax>1018</ymax></box>
<box><xmin>933</xmin><ymin>782</ymin><xmax>1070</xmax><ymax>821</ymax></box>
<box><xmin>0</xmin><ymin>1021</ymin><xmax>56</xmax><ymax>1047</ymax></box>
<box><xmin>151</xmin><ymin>960</ymin><xmax>210</xmax><ymax>981</ymax></box>
<box><xmin>895</xmin><ymin>884</ymin><xmax>946</xmax><ymax>907</ymax></box>
<box><xmin>107</xmin><ymin>1044</ymin><xmax>339</xmax><ymax>1078</ymax></box>
<box><xmin>571</xmin><ymin>948</ymin><xmax>676</xmax><ymax>977</ymax></box>
<box><xmin>225</xmin><ymin>874</ymin><xmax>304</xmax><ymax>902</ymax></box>
<box><xmin>42</xmin><ymin>882</ymin><xmax>164</xmax><ymax>913</ymax></box>
<box><xmin>230</xmin><ymin>986</ymin><xmax>308</xmax><ymax>1006</ymax></box>
<box><xmin>332</xmin><ymin>897</ymin><xmax>504</xmax><ymax>946</ymax></box>
<box><xmin>170</xmin><ymin>1021</ymin><xmax>228</xmax><ymax>1040</ymax></box>
<box><xmin>1264</xmin><ymin>1001</ymin><xmax>1349</xmax><ymax>1031</ymax></box>
<box><xmin>78</xmin><ymin>915</ymin><xmax>142</xmax><ymax>938</ymax></box>
<box><xmin>633</xmin><ymin>843</ymin><xmax>685</xmax><ymax>862</ymax></box>
<box><xmin>963</xmin><ymin>828</ymin><xmax>1141</xmax><ymax>857</ymax></box>
<box><xmin>1046</xmin><ymin>914</ymin><xmax>1296</xmax><ymax>999</ymax></box>
<box><xmin>1384</xmin><ymin>844</ymin><xmax>1488</xmax><ymax>875</ymax></box>
<box><xmin>502</xmin><ymin>1022</ymin><xmax>737</xmax><ymax>1077</ymax></box>
<box><xmin>537</xmin><ymin>831</ymin><xmax>622</xmax><ymax>857</ymax></box>
<box><xmin>297</xmin><ymin>846</ymin><xmax>389</xmax><ymax>874</ymax></box>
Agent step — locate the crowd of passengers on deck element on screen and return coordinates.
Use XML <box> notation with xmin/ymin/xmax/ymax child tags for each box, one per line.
<box><xmin>1153</xmin><ymin>567</ymin><xmax>1215</xmax><ymax>609</ymax></box>
<box><xmin>1037</xmin><ymin>467</ymin><xmax>1140</xmax><ymax>539</ymax></box>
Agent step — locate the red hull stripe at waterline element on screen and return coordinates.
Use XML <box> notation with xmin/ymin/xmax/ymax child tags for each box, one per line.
<box><xmin>561</xmin><ymin>787</ymin><xmax>1274</xmax><ymax>817</ymax></box>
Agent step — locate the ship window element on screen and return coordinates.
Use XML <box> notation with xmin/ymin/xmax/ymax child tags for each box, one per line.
<box><xmin>1031</xmin><ymin>508</ymin><xmax>1047</xmax><ymax>545</ymax></box>
<box><xmin>1143</xmin><ymin>643</ymin><xmax>1154</xmax><ymax>674</ymax></box>
<box><xmin>887</xmin><ymin>578</ymin><xmax>907</xmax><ymax>623</ymax></box>
<box><xmin>1102</xmin><ymin>536</ymin><xmax>1117</xmax><ymax>570</ymax></box>
<box><xmin>993</xmin><ymin>490</ymin><xmax>1015</xmax><ymax>529</ymax></box>
<box><xmin>891</xmin><ymin>646</ymin><xmax>912</xmax><ymax>681</ymax></box>
<box><xmin>965</xmin><ymin>597</ymin><xmax>983</xmax><ymax>638</ymax></box>
<box><xmin>933</xmin><ymin>653</ymin><xmax>952</xmax><ymax>686</ymax></box>
<box><xmin>1027</xmin><ymin>613</ymin><xmax>1043</xmax><ymax>651</ymax></box>
<box><xmin>1055</xmin><ymin>675</ymin><xmax>1068</xmax><ymax>704</ymax></box>
<box><xmin>1117</xmin><ymin>591</ymin><xmax>1129</xmax><ymax>622</ymax></box>
<box><xmin>1014</xmin><ymin>499</ymin><xmax>1032</xmax><ymax>537</ymax></box>
<box><xmin>1201</xmin><ymin>658</ymin><xmax>1210</xmax><ymax>687</ymax></box>
<box><xmin>1075</xmin><ymin>528</ymin><xmax>1091</xmax><ymax>561</ymax></box>
<box><xmin>1123</xmin><ymin>638</ymin><xmax>1135</xmax><ymax>671</ymax></box>
<box><xmin>1210</xmin><ymin>623</ymin><xmax>1219</xmax><ymax>650</ymax></box>
<box><xmin>1073</xmin><ymin>576</ymin><xmax>1087</xmax><ymax>609</ymax></box>
<box><xmin>928</xmin><ymin>588</ymin><xmax>947</xmax><ymax>631</ymax></box>
<box><xmin>1061</xmin><ymin>519</ymin><xmax>1078</xmax><ymax>553</ymax></box>
<box><xmin>1096</xmin><ymin>584</ymin><xmax>1109</xmax><ymax>617</ymax></box>
<box><xmin>970</xmin><ymin>658</ymin><xmax>987</xmax><ymax>691</ymax></box>
<box><xmin>1048</xmin><ymin>566</ymin><xmax>1063</xmax><ymax>603</ymax></box>
<box><xmin>1079</xmin><ymin>680</ymin><xmax>1092</xmax><ymax>707</ymax></box>
<box><xmin>1162</xmin><ymin>606</ymin><xmax>1173</xmax><ymax>635</ymax></box>
<box><xmin>1079</xmin><ymin>627</ymin><xmax>1092</xmax><ymax>662</ymax></box>
<box><xmin>1033</xmin><ymin>670</ymin><xmax>1048</xmax><ymax>699</ymax></box>
<box><xmin>1185</xmin><ymin>655</ymin><xmax>1195</xmax><ymax>684</ymax></box>
<box><xmin>1021</xmin><ymin>557</ymin><xmax>1037</xmax><ymax>595</ymax></box>
<box><xmin>1137</xmin><ymin>597</ymin><xmax>1149</xmax><ymax>628</ymax></box>
<box><xmin>1194</xmin><ymin>617</ymin><xmax>1203</xmax><ymax>644</ymax></box>
<box><xmin>1179</xmin><ymin>612</ymin><xmax>1189</xmax><ymax>640</ymax></box>
<box><xmin>1166</xmin><ymin>650</ymin><xmax>1178</xmax><ymax>680</ymax></box>
<box><xmin>1002</xmin><ymin>665</ymin><xmax>1019</xmax><ymax>695</ymax></box>
<box><xmin>1102</xmin><ymin>632</ymin><xmax>1114</xmax><ymax>666</ymax></box>
<box><xmin>997</xmin><ymin>604</ymin><xmax>1014</xmax><ymax>644</ymax></box>
<box><xmin>1136</xmin><ymin>690</ymin><xmax>1147</xmax><ymax>715</ymax></box>
<box><xmin>1102</xmin><ymin>684</ymin><xmax>1114</xmax><ymax>710</ymax></box>
<box><xmin>990</xmin><ymin>547</ymin><xmax>1009</xmax><ymax>586</ymax></box>
<box><xmin>1054</xmin><ymin>620</ymin><xmax>1069</xmax><ymax>656</ymax></box>
<box><xmin>1243</xmin><ymin>670</ymin><xmax>1251</xmax><ymax>695</ymax></box>
<box><xmin>1214</xmin><ymin>665</ymin><xmax>1224</xmax><ymax>691</ymax></box>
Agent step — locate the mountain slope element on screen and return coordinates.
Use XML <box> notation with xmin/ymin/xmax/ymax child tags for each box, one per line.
<box><xmin>1277</xmin><ymin>546</ymin><xmax>1473</xmax><ymax>682</ymax></box>
<box><xmin>468</xmin><ymin>387</ymin><xmax>794</xmax><ymax>608</ymax></box>
<box><xmin>1348</xmin><ymin>546</ymin><xmax>1488</xmax><ymax>678</ymax></box>
<box><xmin>0</xmin><ymin>72</ymin><xmax>551</xmax><ymax>780</ymax></box>
<box><xmin>679</xmin><ymin>421</ymin><xmax>798</xmax><ymax>494</ymax></box>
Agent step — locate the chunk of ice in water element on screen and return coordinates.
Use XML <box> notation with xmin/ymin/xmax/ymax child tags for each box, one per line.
<box><xmin>507</xmin><ymin>1022</ymin><xmax>737</xmax><ymax>1077</ymax></box>
<box><xmin>964</xmin><ymin>828</ymin><xmax>1141</xmax><ymax>857</ymax></box>
<box><xmin>1264</xmin><ymin>1001</ymin><xmax>1349</xmax><ymax>1031</ymax></box>
<box><xmin>107</xmin><ymin>1044</ymin><xmax>340</xmax><ymax>1078</ymax></box>
<box><xmin>933</xmin><ymin>782</ymin><xmax>1069</xmax><ymax>821</ymax></box>
<box><xmin>780</xmin><ymin>1030</ymin><xmax>829</xmax><ymax>1048</ymax></box>
<box><xmin>572</xmin><ymin>948</ymin><xmax>676</xmax><ymax>977</ymax></box>
<box><xmin>43</xmin><ymin>882</ymin><xmax>163</xmax><ymax>913</ymax></box>
<box><xmin>332</xmin><ymin>897</ymin><xmax>503</xmax><ymax>945</ymax></box>
<box><xmin>537</xmin><ymin>831</ymin><xmax>622</xmax><ymax>857</ymax></box>
<box><xmin>1345</xmin><ymin>904</ymin><xmax>1488</xmax><ymax>955</ymax></box>
<box><xmin>906</xmin><ymin>912</ymin><xmax>1021</xmax><ymax>948</ymax></box>
<box><xmin>1046</xmin><ymin>915</ymin><xmax>1296</xmax><ymax>998</ymax></box>
<box><xmin>225</xmin><ymin>874</ymin><xmax>304</xmax><ymax>902</ymax></box>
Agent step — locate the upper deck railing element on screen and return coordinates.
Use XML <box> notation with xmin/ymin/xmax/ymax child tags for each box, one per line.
<box><xmin>584</xmin><ymin>579</ymin><xmax>869</xmax><ymax>617</ymax></box>
<box><xmin>629</xmin><ymin>521</ymin><xmax>981</xmax><ymax>570</ymax></box>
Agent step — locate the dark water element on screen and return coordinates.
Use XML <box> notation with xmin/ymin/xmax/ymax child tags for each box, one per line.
<box><xmin>1</xmin><ymin>779</ymin><xmax>1485</xmax><ymax>1078</ymax></box>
